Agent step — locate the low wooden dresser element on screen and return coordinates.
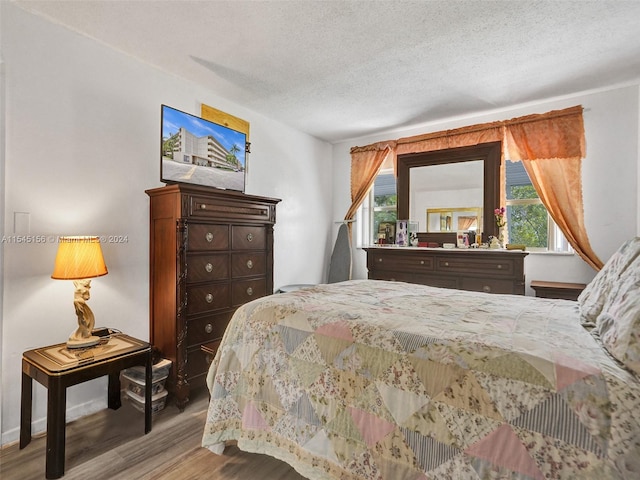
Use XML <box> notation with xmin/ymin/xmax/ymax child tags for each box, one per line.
<box><xmin>146</xmin><ymin>184</ymin><xmax>280</xmax><ymax>409</ymax></box>
<box><xmin>365</xmin><ymin>246</ymin><xmax>528</xmax><ymax>295</ymax></box>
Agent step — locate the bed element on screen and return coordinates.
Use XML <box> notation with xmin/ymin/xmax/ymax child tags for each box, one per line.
<box><xmin>202</xmin><ymin>238</ymin><xmax>640</xmax><ymax>479</ymax></box>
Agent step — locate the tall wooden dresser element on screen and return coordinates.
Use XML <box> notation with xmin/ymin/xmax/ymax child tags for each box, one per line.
<box><xmin>146</xmin><ymin>184</ymin><xmax>280</xmax><ymax>409</ymax></box>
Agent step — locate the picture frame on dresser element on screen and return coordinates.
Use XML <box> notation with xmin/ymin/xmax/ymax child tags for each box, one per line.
<box><xmin>456</xmin><ymin>231</ymin><xmax>470</xmax><ymax>248</ymax></box>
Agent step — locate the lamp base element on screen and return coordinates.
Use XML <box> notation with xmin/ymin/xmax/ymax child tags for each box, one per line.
<box><xmin>66</xmin><ymin>335</ymin><xmax>101</xmax><ymax>349</ymax></box>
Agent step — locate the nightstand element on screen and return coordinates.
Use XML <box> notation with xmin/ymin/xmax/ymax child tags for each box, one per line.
<box><xmin>20</xmin><ymin>333</ymin><xmax>152</xmax><ymax>479</ymax></box>
<box><xmin>530</xmin><ymin>280</ymin><xmax>587</xmax><ymax>301</ymax></box>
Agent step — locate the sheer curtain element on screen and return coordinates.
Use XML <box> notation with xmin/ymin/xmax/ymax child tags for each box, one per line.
<box><xmin>348</xmin><ymin>105</ymin><xmax>603</xmax><ymax>270</ymax></box>
<box><xmin>505</xmin><ymin>107</ymin><xmax>602</xmax><ymax>269</ymax></box>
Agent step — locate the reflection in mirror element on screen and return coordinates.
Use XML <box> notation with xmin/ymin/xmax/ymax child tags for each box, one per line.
<box><xmin>409</xmin><ymin>160</ymin><xmax>483</xmax><ymax>231</ymax></box>
<box><xmin>427</xmin><ymin>207</ymin><xmax>483</xmax><ymax>232</ymax></box>
<box><xmin>396</xmin><ymin>142</ymin><xmax>501</xmax><ymax>243</ymax></box>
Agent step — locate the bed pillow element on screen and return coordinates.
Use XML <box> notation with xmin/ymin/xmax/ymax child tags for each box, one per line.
<box><xmin>578</xmin><ymin>237</ymin><xmax>640</xmax><ymax>327</ymax></box>
<box><xmin>596</xmin><ymin>261</ymin><xmax>640</xmax><ymax>375</ymax></box>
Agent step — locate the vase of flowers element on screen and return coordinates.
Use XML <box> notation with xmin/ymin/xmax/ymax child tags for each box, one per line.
<box><xmin>494</xmin><ymin>207</ymin><xmax>506</xmax><ymax>247</ymax></box>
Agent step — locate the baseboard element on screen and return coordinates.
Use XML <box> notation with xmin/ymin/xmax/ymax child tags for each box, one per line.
<box><xmin>1</xmin><ymin>397</ymin><xmax>107</xmax><ymax>447</ymax></box>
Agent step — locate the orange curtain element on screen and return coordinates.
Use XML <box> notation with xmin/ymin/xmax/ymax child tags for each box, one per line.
<box><xmin>345</xmin><ymin>143</ymin><xmax>394</xmax><ymax>222</ymax></box>
<box><xmin>348</xmin><ymin>105</ymin><xmax>602</xmax><ymax>270</ymax></box>
<box><xmin>505</xmin><ymin>107</ymin><xmax>603</xmax><ymax>270</ymax></box>
<box><xmin>396</xmin><ymin>122</ymin><xmax>503</xmax><ymax>155</ymax></box>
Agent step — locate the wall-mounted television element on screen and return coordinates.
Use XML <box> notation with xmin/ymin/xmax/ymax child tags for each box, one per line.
<box><xmin>161</xmin><ymin>104</ymin><xmax>247</xmax><ymax>192</ymax></box>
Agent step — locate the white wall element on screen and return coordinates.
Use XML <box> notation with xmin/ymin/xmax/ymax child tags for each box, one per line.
<box><xmin>0</xmin><ymin>3</ymin><xmax>6</xmax><ymax>443</ymax></box>
<box><xmin>332</xmin><ymin>85</ymin><xmax>640</xmax><ymax>289</ymax></box>
<box><xmin>0</xmin><ymin>3</ymin><xmax>333</xmax><ymax>445</ymax></box>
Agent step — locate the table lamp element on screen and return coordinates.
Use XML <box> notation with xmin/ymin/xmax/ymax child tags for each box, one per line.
<box><xmin>51</xmin><ymin>236</ymin><xmax>108</xmax><ymax>348</ymax></box>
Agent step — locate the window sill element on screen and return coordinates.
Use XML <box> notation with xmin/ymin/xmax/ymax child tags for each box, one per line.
<box><xmin>357</xmin><ymin>245</ymin><xmax>574</xmax><ymax>256</ymax></box>
<box><xmin>526</xmin><ymin>250</ymin><xmax>575</xmax><ymax>256</ymax></box>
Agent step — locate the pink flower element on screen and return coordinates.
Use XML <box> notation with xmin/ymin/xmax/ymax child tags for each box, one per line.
<box><xmin>494</xmin><ymin>206</ymin><xmax>506</xmax><ymax>228</ymax></box>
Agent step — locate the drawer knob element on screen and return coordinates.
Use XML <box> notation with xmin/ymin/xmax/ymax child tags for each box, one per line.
<box><xmin>483</xmin><ymin>285</ymin><xmax>492</xmax><ymax>293</ymax></box>
<box><xmin>377</xmin><ymin>258</ymin><xmax>383</xmax><ymax>263</ymax></box>
<box><xmin>497</xmin><ymin>264</ymin><xmax>503</xmax><ymax>269</ymax></box>
<box><xmin>205</xmin><ymin>293</ymin><xmax>214</xmax><ymax>303</ymax></box>
<box><xmin>420</xmin><ymin>260</ymin><xmax>425</xmax><ymax>265</ymax></box>
<box><xmin>246</xmin><ymin>233</ymin><xmax>254</xmax><ymax>242</ymax></box>
<box><xmin>444</xmin><ymin>262</ymin><xmax>449</xmax><ymax>267</ymax></box>
<box><xmin>205</xmin><ymin>262</ymin><xmax>213</xmax><ymax>273</ymax></box>
<box><xmin>246</xmin><ymin>287</ymin><xmax>254</xmax><ymax>296</ymax></box>
<box><xmin>246</xmin><ymin>259</ymin><xmax>253</xmax><ymax>269</ymax></box>
<box><xmin>205</xmin><ymin>232</ymin><xmax>214</xmax><ymax>242</ymax></box>
<box><xmin>200</xmin><ymin>204</ymin><xmax>207</xmax><ymax>210</ymax></box>
<box><xmin>204</xmin><ymin>323</ymin><xmax>213</xmax><ymax>334</ymax></box>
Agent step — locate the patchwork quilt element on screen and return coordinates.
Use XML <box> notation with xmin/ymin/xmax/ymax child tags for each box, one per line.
<box><xmin>202</xmin><ymin>280</ymin><xmax>640</xmax><ymax>479</ymax></box>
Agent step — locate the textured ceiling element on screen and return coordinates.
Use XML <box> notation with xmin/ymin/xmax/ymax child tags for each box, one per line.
<box><xmin>12</xmin><ymin>0</ymin><xmax>640</xmax><ymax>143</ymax></box>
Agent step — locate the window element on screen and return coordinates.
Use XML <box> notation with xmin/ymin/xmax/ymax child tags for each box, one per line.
<box><xmin>357</xmin><ymin>169</ymin><xmax>396</xmax><ymax>247</ymax></box>
<box><xmin>359</xmin><ymin>161</ymin><xmax>572</xmax><ymax>253</ymax></box>
<box><xmin>505</xmin><ymin>160</ymin><xmax>571</xmax><ymax>252</ymax></box>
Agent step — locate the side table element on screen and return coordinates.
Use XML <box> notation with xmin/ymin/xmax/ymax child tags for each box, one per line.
<box><xmin>530</xmin><ymin>280</ymin><xmax>587</xmax><ymax>301</ymax></box>
<box><xmin>20</xmin><ymin>333</ymin><xmax>152</xmax><ymax>479</ymax></box>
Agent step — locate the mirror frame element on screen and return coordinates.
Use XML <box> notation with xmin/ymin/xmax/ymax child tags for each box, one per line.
<box><xmin>397</xmin><ymin>141</ymin><xmax>501</xmax><ymax>244</ymax></box>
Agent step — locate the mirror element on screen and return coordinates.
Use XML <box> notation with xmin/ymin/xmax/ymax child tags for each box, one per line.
<box><xmin>411</xmin><ymin>160</ymin><xmax>483</xmax><ymax>231</ymax></box>
<box><xmin>427</xmin><ymin>207</ymin><xmax>482</xmax><ymax>232</ymax></box>
<box><xmin>397</xmin><ymin>142</ymin><xmax>501</xmax><ymax>243</ymax></box>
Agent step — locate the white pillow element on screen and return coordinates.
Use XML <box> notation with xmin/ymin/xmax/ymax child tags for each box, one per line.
<box><xmin>578</xmin><ymin>237</ymin><xmax>640</xmax><ymax>327</ymax></box>
<box><xmin>596</xmin><ymin>262</ymin><xmax>640</xmax><ymax>375</ymax></box>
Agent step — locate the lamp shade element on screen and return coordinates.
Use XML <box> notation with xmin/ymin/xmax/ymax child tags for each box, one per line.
<box><xmin>51</xmin><ymin>236</ymin><xmax>108</xmax><ymax>280</ymax></box>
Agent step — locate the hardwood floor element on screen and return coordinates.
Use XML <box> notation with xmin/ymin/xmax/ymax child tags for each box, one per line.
<box><xmin>0</xmin><ymin>387</ymin><xmax>306</xmax><ymax>480</ymax></box>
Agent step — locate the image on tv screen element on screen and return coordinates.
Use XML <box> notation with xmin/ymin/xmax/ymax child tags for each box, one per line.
<box><xmin>161</xmin><ymin>105</ymin><xmax>246</xmax><ymax>191</ymax></box>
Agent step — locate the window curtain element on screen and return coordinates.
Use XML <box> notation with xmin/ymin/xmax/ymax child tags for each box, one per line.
<box><xmin>348</xmin><ymin>105</ymin><xmax>603</xmax><ymax>270</ymax></box>
<box><xmin>395</xmin><ymin>122</ymin><xmax>504</xmax><ymax>155</ymax></box>
<box><xmin>505</xmin><ymin>107</ymin><xmax>603</xmax><ymax>270</ymax></box>
<box><xmin>345</xmin><ymin>142</ymin><xmax>394</xmax><ymax>225</ymax></box>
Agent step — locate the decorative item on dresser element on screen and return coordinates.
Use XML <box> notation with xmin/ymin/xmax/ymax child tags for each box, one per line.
<box><xmin>146</xmin><ymin>184</ymin><xmax>280</xmax><ymax>410</ymax></box>
<box><xmin>364</xmin><ymin>246</ymin><xmax>528</xmax><ymax>295</ymax></box>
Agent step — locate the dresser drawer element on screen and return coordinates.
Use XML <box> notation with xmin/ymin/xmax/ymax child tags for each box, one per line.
<box><xmin>232</xmin><ymin>252</ymin><xmax>266</xmax><ymax>278</ymax></box>
<box><xmin>186</xmin><ymin>283</ymin><xmax>230</xmax><ymax>315</ymax></box>
<box><xmin>189</xmin><ymin>195</ymin><xmax>274</xmax><ymax>222</ymax></box>
<box><xmin>436</xmin><ymin>256</ymin><xmax>516</xmax><ymax>277</ymax></box>
<box><xmin>232</xmin><ymin>278</ymin><xmax>266</xmax><ymax>306</ymax></box>
<box><xmin>420</xmin><ymin>275</ymin><xmax>460</xmax><ymax>289</ymax></box>
<box><xmin>368</xmin><ymin>252</ymin><xmax>434</xmax><ymax>272</ymax></box>
<box><xmin>369</xmin><ymin>271</ymin><xmax>459</xmax><ymax>289</ymax></box>
<box><xmin>187</xmin><ymin>311</ymin><xmax>233</xmax><ymax>347</ymax></box>
<box><xmin>368</xmin><ymin>271</ymin><xmax>415</xmax><ymax>283</ymax></box>
<box><xmin>186</xmin><ymin>253</ymin><xmax>229</xmax><ymax>283</ymax></box>
<box><xmin>461</xmin><ymin>277</ymin><xmax>517</xmax><ymax>294</ymax></box>
<box><xmin>188</xmin><ymin>224</ymin><xmax>229</xmax><ymax>251</ymax></box>
<box><xmin>186</xmin><ymin>341</ymin><xmax>221</xmax><ymax>384</ymax></box>
<box><xmin>232</xmin><ymin>225</ymin><xmax>266</xmax><ymax>250</ymax></box>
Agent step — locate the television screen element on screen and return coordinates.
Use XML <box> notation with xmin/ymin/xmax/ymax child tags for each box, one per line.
<box><xmin>161</xmin><ymin>104</ymin><xmax>246</xmax><ymax>192</ymax></box>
